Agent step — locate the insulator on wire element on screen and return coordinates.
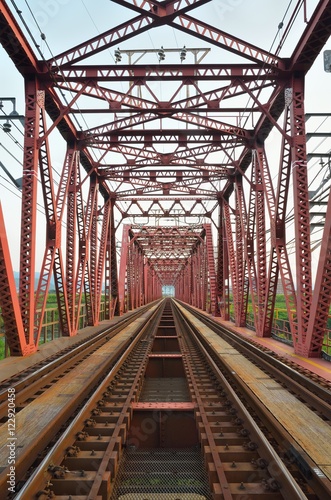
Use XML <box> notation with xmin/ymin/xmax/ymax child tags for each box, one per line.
<box><xmin>180</xmin><ymin>46</ymin><xmax>187</xmax><ymax>62</ymax></box>
<box><xmin>115</xmin><ymin>48</ymin><xmax>122</xmax><ymax>63</ymax></box>
<box><xmin>3</xmin><ymin>121</ymin><xmax>11</xmax><ymax>133</ymax></box>
<box><xmin>158</xmin><ymin>46</ymin><xmax>165</xmax><ymax>62</ymax></box>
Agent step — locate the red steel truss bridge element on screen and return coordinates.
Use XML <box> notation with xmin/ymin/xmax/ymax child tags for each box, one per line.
<box><xmin>0</xmin><ymin>0</ymin><xmax>331</xmax><ymax>358</ymax></box>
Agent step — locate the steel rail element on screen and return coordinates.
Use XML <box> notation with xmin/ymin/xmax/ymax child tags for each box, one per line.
<box><xmin>14</xmin><ymin>300</ymin><xmax>164</xmax><ymax>499</ymax></box>
<box><xmin>178</xmin><ymin>302</ymin><xmax>331</xmax><ymax>410</ymax></box>
<box><xmin>172</xmin><ymin>302</ymin><xmax>309</xmax><ymax>500</ymax></box>
<box><xmin>174</xmin><ymin>300</ymin><xmax>331</xmax><ymax>499</ymax></box>
<box><xmin>0</xmin><ymin>303</ymin><xmax>158</xmax><ymax>419</ymax></box>
<box><xmin>5</xmin><ymin>298</ymin><xmax>330</xmax><ymax>498</ymax></box>
<box><xmin>0</xmin><ymin>303</ymin><xmax>162</xmax><ymax>497</ymax></box>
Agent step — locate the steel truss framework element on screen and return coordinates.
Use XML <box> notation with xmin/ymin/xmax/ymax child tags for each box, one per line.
<box><xmin>0</xmin><ymin>0</ymin><xmax>331</xmax><ymax>356</ymax></box>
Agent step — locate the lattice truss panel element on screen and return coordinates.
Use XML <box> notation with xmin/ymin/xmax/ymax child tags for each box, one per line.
<box><xmin>0</xmin><ymin>0</ymin><xmax>331</xmax><ymax>356</ymax></box>
<box><xmin>118</xmin><ymin>224</ymin><xmax>216</xmax><ymax>315</ymax></box>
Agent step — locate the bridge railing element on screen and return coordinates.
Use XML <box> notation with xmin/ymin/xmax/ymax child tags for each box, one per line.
<box><xmin>0</xmin><ymin>301</ymin><xmax>106</xmax><ymax>359</ymax></box>
<box><xmin>233</xmin><ymin>309</ymin><xmax>331</xmax><ymax>359</ymax></box>
<box><xmin>1</xmin><ymin>304</ymin><xmax>330</xmax><ymax>360</ymax></box>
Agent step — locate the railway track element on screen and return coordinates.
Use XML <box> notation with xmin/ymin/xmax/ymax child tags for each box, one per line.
<box><xmin>178</xmin><ymin>302</ymin><xmax>331</xmax><ymax>415</ymax></box>
<box><xmin>0</xmin><ymin>298</ymin><xmax>330</xmax><ymax>499</ymax></box>
<box><xmin>0</xmin><ymin>304</ymin><xmax>156</xmax><ymax>423</ymax></box>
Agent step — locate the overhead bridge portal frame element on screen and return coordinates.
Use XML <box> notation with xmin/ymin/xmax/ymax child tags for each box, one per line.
<box><xmin>0</xmin><ymin>0</ymin><xmax>331</xmax><ymax>357</ymax></box>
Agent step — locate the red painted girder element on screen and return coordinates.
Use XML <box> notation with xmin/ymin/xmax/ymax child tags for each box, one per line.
<box><xmin>244</xmin><ymin>172</ymin><xmax>257</xmax><ymax>325</ymax></box>
<box><xmin>90</xmin><ymin>112</ymin><xmax>161</xmax><ymax>134</ymax></box>
<box><xmin>117</xmin><ymin>196</ymin><xmax>211</xmax><ymax>202</ymax></box>
<box><xmin>34</xmin><ymin>108</ymin><xmax>58</xmax><ymax>343</ymax></box>
<box><xmin>92</xmin><ymin>131</ymin><xmax>240</xmax><ymax>145</ymax></box>
<box><xmin>90</xmin><ymin>189</ymin><xmax>99</xmax><ymax>321</ymax></box>
<box><xmin>113</xmin><ymin>183</ymin><xmax>218</xmax><ymax>197</ymax></box>
<box><xmin>234</xmin><ymin>186</ymin><xmax>245</xmax><ymax>327</ymax></box>
<box><xmin>263</xmin><ymin>107</ymin><xmax>297</xmax><ymax>339</ymax></box>
<box><xmin>168</xmin><ymin>112</ymin><xmax>251</xmax><ymax>138</ymax></box>
<box><xmin>112</xmin><ymin>0</ymin><xmax>211</xmax><ymax>17</ymax></box>
<box><xmin>172</xmin><ymin>15</ymin><xmax>283</xmax><ymax>67</ymax></box>
<box><xmin>240</xmin><ymin>81</ymin><xmax>291</xmax><ymax>142</ymax></box>
<box><xmin>249</xmin><ymin>88</ymin><xmax>287</xmax><ymax>165</ymax></box>
<box><xmin>111</xmin><ymin>175</ymin><xmax>220</xmax><ymax>193</ymax></box>
<box><xmin>50</xmin><ymin>15</ymin><xmax>154</xmax><ymax>68</ymax></box>
<box><xmin>148</xmin><ymin>259</ymin><xmax>187</xmax><ymax>266</ymax></box>
<box><xmin>135</xmin><ymin>248</ymin><xmax>201</xmax><ymax>257</ymax></box>
<box><xmin>59</xmin><ymin>80</ymin><xmax>272</xmax><ymax>116</ymax></box>
<box><xmin>95</xmin><ymin>200</ymin><xmax>111</xmax><ymax>321</ymax></box>
<box><xmin>258</xmin><ymin>145</ymin><xmax>281</xmax><ymax>338</ymax></box>
<box><xmin>100</xmin><ymin>165</ymin><xmax>233</xmax><ymax>175</ymax></box>
<box><xmin>57</xmin><ymin>64</ymin><xmax>281</xmax><ymax>82</ymax></box>
<box><xmin>216</xmin><ymin>199</ymin><xmax>229</xmax><ymax>320</ymax></box>
<box><xmin>255</xmin><ymin>150</ymin><xmax>268</xmax><ymax>337</ymax></box>
<box><xmin>86</xmin><ymin>111</ymin><xmax>250</xmax><ymax>138</ymax></box>
<box><xmin>0</xmin><ymin>0</ymin><xmax>40</xmax><ymax>73</ymax></box>
<box><xmin>204</xmin><ymin>224</ymin><xmax>216</xmax><ymax>315</ymax></box>
<box><xmin>66</xmin><ymin>159</ymin><xmax>79</xmax><ymax>333</ymax></box>
<box><xmin>290</xmin><ymin>0</ymin><xmax>331</xmax><ymax>70</ymax></box>
<box><xmin>118</xmin><ymin>224</ymin><xmax>131</xmax><ymax>314</ymax></box>
<box><xmin>97</xmin><ymin>143</ymin><xmax>232</xmax><ymax>163</ymax></box>
<box><xmin>34</xmin><ymin>116</ymin><xmax>74</xmax><ymax>342</ymax></box>
<box><xmin>113</xmin><ymin>0</ymin><xmax>282</xmax><ymax>66</ymax></box>
<box><xmin>47</xmin><ymin>0</ymin><xmax>206</xmax><ymax>70</ymax></box>
<box><xmin>96</xmin><ymin>146</ymin><xmax>237</xmax><ymax>166</ymax></box>
<box><xmin>290</xmin><ymin>75</ymin><xmax>312</xmax><ymax>352</ymax></box>
<box><xmin>0</xmin><ymin>204</ymin><xmax>30</xmax><ymax>356</ymax></box>
<box><xmin>19</xmin><ymin>80</ymin><xmax>41</xmax><ymax>345</ymax></box>
<box><xmin>130</xmin><ymin>225</ymin><xmax>204</xmax><ymax>237</ymax></box>
<box><xmin>115</xmin><ymin>202</ymin><xmax>218</xmax><ymax>223</ymax></box>
<box><xmin>100</xmin><ymin>169</ymin><xmax>229</xmax><ymax>181</ymax></box>
<box><xmin>235</xmin><ymin>178</ymin><xmax>258</xmax><ymax>329</ymax></box>
<box><xmin>105</xmin><ymin>199</ymin><xmax>119</xmax><ymax>317</ymax></box>
<box><xmin>43</xmin><ymin>84</ymin><xmax>86</xmax><ymax>148</ymax></box>
<box><xmin>40</xmin><ymin>82</ymin><xmax>89</xmax><ymax>144</ymax></box>
<box><xmin>223</xmin><ymin>201</ymin><xmax>239</xmax><ymax>323</ymax></box>
<box><xmin>74</xmin><ymin>168</ymin><xmax>95</xmax><ymax>329</ymax></box>
<box><xmin>306</xmin><ymin>185</ymin><xmax>331</xmax><ymax>356</ymax></box>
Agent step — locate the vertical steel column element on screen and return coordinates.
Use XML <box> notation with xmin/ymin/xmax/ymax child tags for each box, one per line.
<box><xmin>95</xmin><ymin>199</ymin><xmax>111</xmax><ymax>322</ymax></box>
<box><xmin>255</xmin><ymin>149</ymin><xmax>267</xmax><ymax>337</ymax></box>
<box><xmin>196</xmin><ymin>245</ymin><xmax>202</xmax><ymax>309</ymax></box>
<box><xmin>273</xmin><ymin>103</ymin><xmax>297</xmax><ymax>340</ymax></box>
<box><xmin>235</xmin><ymin>187</ymin><xmax>245</xmax><ymax>326</ymax></box>
<box><xmin>90</xmin><ymin>183</ymin><xmax>99</xmax><ymax>322</ymax></box>
<box><xmin>36</xmin><ymin>139</ymin><xmax>74</xmax><ymax>340</ymax></box>
<box><xmin>201</xmin><ymin>240</ymin><xmax>207</xmax><ymax>311</ymax></box>
<box><xmin>105</xmin><ymin>197</ymin><xmax>119</xmax><ymax>318</ymax></box>
<box><xmin>262</xmin><ymin>102</ymin><xmax>297</xmax><ymax>340</ymax></box>
<box><xmin>118</xmin><ymin>224</ymin><xmax>131</xmax><ymax>315</ymax></box>
<box><xmin>223</xmin><ymin>200</ymin><xmax>238</xmax><ymax>324</ymax></box>
<box><xmin>77</xmin><ymin>175</ymin><xmax>97</xmax><ymax>327</ymax></box>
<box><xmin>306</xmin><ymin>186</ymin><xmax>331</xmax><ymax>356</ymax></box>
<box><xmin>19</xmin><ymin>79</ymin><xmax>41</xmax><ymax>346</ymax></box>
<box><xmin>193</xmin><ymin>248</ymin><xmax>198</xmax><ymax>308</ymax></box>
<box><xmin>66</xmin><ymin>156</ymin><xmax>78</xmax><ymax>333</ymax></box>
<box><xmin>144</xmin><ymin>258</ymin><xmax>149</xmax><ymax>304</ymax></box>
<box><xmin>216</xmin><ymin>198</ymin><xmax>229</xmax><ymax>320</ymax></box>
<box><xmin>0</xmin><ymin>204</ymin><xmax>27</xmax><ymax>355</ymax></box>
<box><xmin>204</xmin><ymin>223</ymin><xmax>217</xmax><ymax>315</ymax></box>
<box><xmin>290</xmin><ymin>75</ymin><xmax>312</xmax><ymax>354</ymax></box>
<box><xmin>235</xmin><ymin>176</ymin><xmax>258</xmax><ymax>329</ymax></box>
<box><xmin>34</xmin><ymin>106</ymin><xmax>58</xmax><ymax>342</ymax></box>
